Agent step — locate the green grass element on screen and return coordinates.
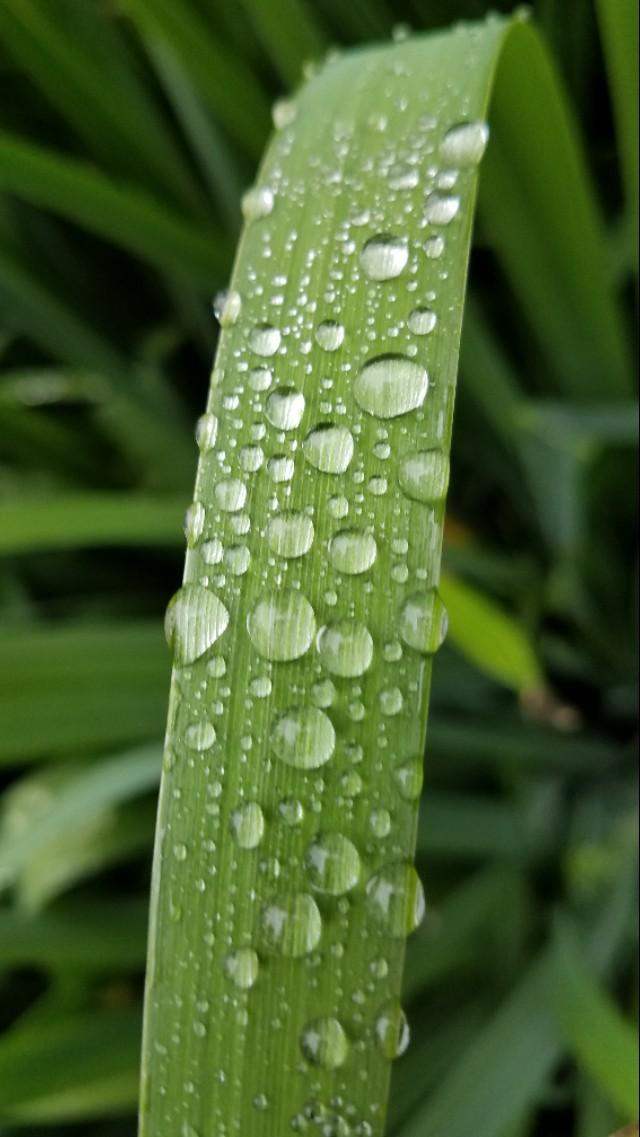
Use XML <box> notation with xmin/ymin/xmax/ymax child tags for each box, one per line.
<box><xmin>0</xmin><ymin>2</ymin><xmax>636</xmax><ymax>1136</ymax></box>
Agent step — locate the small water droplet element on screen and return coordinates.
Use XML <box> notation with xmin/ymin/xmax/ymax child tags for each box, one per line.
<box><xmin>249</xmin><ymin>323</ymin><xmax>281</xmax><ymax>357</ymax></box>
<box><xmin>224</xmin><ymin>544</ymin><xmax>251</xmax><ymax>575</ymax></box>
<box><xmin>241</xmin><ymin>185</ymin><xmax>274</xmax><ymax>220</ymax></box>
<box><xmin>424</xmin><ymin>235</ymin><xmax>445</xmax><ymax>259</ymax></box>
<box><xmin>213</xmin><ymin>288</ymin><xmax>242</xmax><ymax>327</ymax></box>
<box><xmin>374</xmin><ymin>1000</ymin><xmax>410</xmax><ymax>1059</ymax></box>
<box><xmin>271</xmin><ymin>706</ymin><xmax>335</xmax><ymax>769</ymax></box>
<box><xmin>361</xmin><ymin>233</ymin><xmax>408</xmax><ymax>281</ymax></box>
<box><xmin>328</xmin><ymin>529</ymin><xmax>377</xmax><ymax>575</ymax></box>
<box><xmin>247</xmin><ymin>591</ymin><xmax>316</xmax><ymax>661</ymax></box>
<box><xmin>253</xmin><ymin>1092</ymin><xmax>270</xmax><ymax>1112</ymax></box>
<box><xmin>267</xmin><ymin>454</ymin><xmax>295</xmax><ymax>482</ymax></box>
<box><xmin>305</xmin><ymin>832</ymin><xmax>361</xmax><ymax>895</ymax></box>
<box><xmin>317</xmin><ymin>620</ymin><xmax>374</xmax><ymax>677</ymax></box>
<box><xmin>165</xmin><ymin>584</ymin><xmax>229</xmax><ymax>664</ymax></box>
<box><xmin>440</xmin><ymin>121</ymin><xmax>489</xmax><ymax>166</ymax></box>
<box><xmin>328</xmin><ymin>495</ymin><xmax>349</xmax><ymax>520</ymax></box>
<box><xmin>300</xmin><ymin>1017</ymin><xmax>349</xmax><ymax>1069</ymax></box>
<box><xmin>173</xmin><ymin>842</ymin><xmax>188</xmax><ymax>861</ymax></box>
<box><xmin>266</xmin><ymin>511</ymin><xmax>315</xmax><ymax>558</ymax></box>
<box><xmin>207</xmin><ymin>655</ymin><xmax>226</xmax><ymax>678</ymax></box>
<box><xmin>398</xmin><ymin>449</ymin><xmax>449</xmax><ymax>502</ymax></box>
<box><xmin>315</xmin><ymin>320</ymin><xmax>345</xmax><ymax>352</ymax></box>
<box><xmin>249</xmin><ymin>674</ymin><xmax>272</xmax><ymax>698</ymax></box>
<box><xmin>303</xmin><ymin>423</ymin><xmax>354</xmax><ymax>473</ymax></box>
<box><xmin>215</xmin><ymin>478</ymin><xmax>247</xmax><ymax>512</ymax></box>
<box><xmin>266</xmin><ymin>385</ymin><xmax>305</xmax><ymax>430</ymax></box>
<box><xmin>407</xmin><ymin>308</ymin><xmax>437</xmax><ymax>335</ymax></box>
<box><xmin>224</xmin><ymin>947</ymin><xmax>260</xmax><ymax>989</ymax></box>
<box><xmin>260</xmin><ymin>892</ymin><xmax>322</xmax><ymax>957</ymax></box>
<box><xmin>249</xmin><ymin>365</ymin><xmax>273</xmax><ymax>392</ymax></box>
<box><xmin>184</xmin><ymin>501</ymin><xmax>206</xmax><ymax>547</ymax></box>
<box><xmin>230</xmin><ymin>801</ymin><xmax>265</xmax><ymax>849</ymax></box>
<box><xmin>195</xmin><ymin>412</ymin><xmax>218</xmax><ymax>452</ymax></box>
<box><xmin>365</xmin><ymin>862</ymin><xmax>425</xmax><ymax>936</ymax></box>
<box><xmin>369</xmin><ymin>808</ymin><xmax>392</xmax><ymax>838</ymax></box>
<box><xmin>399</xmin><ymin>591</ymin><xmax>448</xmax><ymax>653</ymax></box>
<box><xmin>239</xmin><ymin>444</ymin><xmax>265</xmax><ymax>472</ymax></box>
<box><xmin>394</xmin><ymin>760</ymin><xmax>423</xmax><ymax>800</ymax></box>
<box><xmin>278</xmin><ymin>797</ymin><xmax>305</xmax><ymax>827</ymax></box>
<box><xmin>311</xmin><ymin>678</ymin><xmax>336</xmax><ymax>708</ymax></box>
<box><xmin>379</xmin><ymin>686</ymin><xmax>403</xmax><ymax>716</ymax></box>
<box><xmin>354</xmin><ymin>355</ymin><xmax>428</xmax><ymax>419</ymax></box>
<box><xmin>272</xmin><ymin>97</ymin><xmax>297</xmax><ymax>129</ymax></box>
<box><xmin>201</xmin><ymin>537</ymin><xmax>224</xmax><ymax>565</ymax></box>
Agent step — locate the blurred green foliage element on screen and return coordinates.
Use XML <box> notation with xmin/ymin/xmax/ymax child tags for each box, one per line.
<box><xmin>0</xmin><ymin>2</ymin><xmax>636</xmax><ymax>1136</ymax></box>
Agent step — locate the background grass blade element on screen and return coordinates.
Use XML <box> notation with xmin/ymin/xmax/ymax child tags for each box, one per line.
<box><xmin>0</xmin><ymin>493</ymin><xmax>185</xmax><ymax>555</ymax></box>
<box><xmin>594</xmin><ymin>0</ymin><xmax>639</xmax><ymax>256</ymax></box>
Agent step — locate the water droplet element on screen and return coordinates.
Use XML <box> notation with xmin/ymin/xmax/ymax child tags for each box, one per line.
<box><xmin>399</xmin><ymin>591</ymin><xmax>448</xmax><ymax>653</ymax></box>
<box><xmin>379</xmin><ymin>687</ymin><xmax>403</xmax><ymax>716</ymax></box>
<box><xmin>369</xmin><ymin>808</ymin><xmax>391</xmax><ymax>838</ymax></box>
<box><xmin>315</xmin><ymin>321</ymin><xmax>345</xmax><ymax>352</ymax></box>
<box><xmin>260</xmin><ymin>892</ymin><xmax>322</xmax><ymax>957</ymax></box>
<box><xmin>249</xmin><ymin>323</ymin><xmax>281</xmax><ymax>357</ymax></box>
<box><xmin>300</xmin><ymin>1017</ymin><xmax>349</xmax><ymax>1069</ymax></box>
<box><xmin>249</xmin><ymin>365</ymin><xmax>273</xmax><ymax>392</ymax></box>
<box><xmin>224</xmin><ymin>947</ymin><xmax>259</xmax><ymax>989</ymax></box>
<box><xmin>165</xmin><ymin>585</ymin><xmax>229</xmax><ymax>664</ymax></box>
<box><xmin>361</xmin><ymin>234</ymin><xmax>408</xmax><ymax>280</ymax></box>
<box><xmin>185</xmin><ymin>720</ymin><xmax>216</xmax><ymax>751</ymax></box>
<box><xmin>374</xmin><ymin>1001</ymin><xmax>410</xmax><ymax>1059</ymax></box>
<box><xmin>440</xmin><ymin>120</ymin><xmax>489</xmax><ymax>166</ymax></box>
<box><xmin>370</xmin><ymin>957</ymin><xmax>389</xmax><ymax>980</ymax></box>
<box><xmin>394</xmin><ymin>760</ymin><xmax>423</xmax><ymax>800</ymax></box>
<box><xmin>328</xmin><ymin>529</ymin><xmax>377</xmax><ymax>575</ymax></box>
<box><xmin>239</xmin><ymin>444</ymin><xmax>265</xmax><ymax>472</ymax></box>
<box><xmin>253</xmin><ymin>1092</ymin><xmax>269</xmax><ymax>1112</ymax></box>
<box><xmin>340</xmin><ymin>770</ymin><xmax>363</xmax><ymax>797</ymax></box>
<box><xmin>195</xmin><ymin>412</ymin><xmax>218</xmax><ymax>452</ymax></box>
<box><xmin>224</xmin><ymin>544</ymin><xmax>251</xmax><ymax>575</ymax></box>
<box><xmin>201</xmin><ymin>537</ymin><xmax>223</xmax><ymax>565</ymax></box>
<box><xmin>305</xmin><ymin>832</ymin><xmax>361</xmax><ymax>894</ymax></box>
<box><xmin>407</xmin><ymin>308</ymin><xmax>437</xmax><ymax>335</ymax></box>
<box><xmin>272</xmin><ymin>97</ymin><xmax>297</xmax><ymax>129</ymax></box>
<box><xmin>424</xmin><ymin>235</ymin><xmax>445</xmax><ymax>259</ymax></box>
<box><xmin>207</xmin><ymin>655</ymin><xmax>226</xmax><ymax>678</ymax></box>
<box><xmin>311</xmin><ymin>678</ymin><xmax>336</xmax><ymax>708</ymax></box>
<box><xmin>241</xmin><ymin>185</ymin><xmax>274</xmax><ymax>220</ymax></box>
<box><xmin>213</xmin><ymin>288</ymin><xmax>242</xmax><ymax>327</ymax></box>
<box><xmin>230</xmin><ymin>801</ymin><xmax>265</xmax><ymax>849</ymax></box>
<box><xmin>328</xmin><ymin>494</ymin><xmax>349</xmax><ymax>520</ymax></box>
<box><xmin>279</xmin><ymin>798</ymin><xmax>304</xmax><ymax>827</ymax></box>
<box><xmin>267</xmin><ymin>455</ymin><xmax>295</xmax><ymax>482</ymax></box>
<box><xmin>365</xmin><ymin>862</ymin><xmax>425</xmax><ymax>936</ymax></box>
<box><xmin>266</xmin><ymin>511</ymin><xmax>315</xmax><ymax>558</ymax></box>
<box><xmin>247</xmin><ymin>591</ymin><xmax>315</xmax><ymax>661</ymax></box>
<box><xmin>368</xmin><ymin>475</ymin><xmax>387</xmax><ymax>496</ymax></box>
<box><xmin>249</xmin><ymin>675</ymin><xmax>272</xmax><ymax>698</ymax></box>
<box><xmin>354</xmin><ymin>355</ymin><xmax>428</xmax><ymax>419</ymax></box>
<box><xmin>271</xmin><ymin>706</ymin><xmax>335</xmax><ymax>769</ymax></box>
<box><xmin>215</xmin><ymin>478</ymin><xmax>247</xmax><ymax>512</ymax></box>
<box><xmin>173</xmin><ymin>842</ymin><xmax>188</xmax><ymax>861</ymax></box>
<box><xmin>265</xmin><ymin>385</ymin><xmax>305</xmax><ymax>430</ymax></box>
<box><xmin>303</xmin><ymin>423</ymin><xmax>354</xmax><ymax>473</ymax></box>
<box><xmin>424</xmin><ymin>194</ymin><xmax>460</xmax><ymax>225</ymax></box>
<box><xmin>184</xmin><ymin>501</ymin><xmax>205</xmax><ymax>547</ymax></box>
<box><xmin>317</xmin><ymin>620</ymin><xmax>374</xmax><ymax>678</ymax></box>
<box><xmin>398</xmin><ymin>450</ymin><xmax>449</xmax><ymax>502</ymax></box>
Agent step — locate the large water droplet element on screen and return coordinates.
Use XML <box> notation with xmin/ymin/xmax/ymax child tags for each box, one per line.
<box><xmin>328</xmin><ymin>529</ymin><xmax>377</xmax><ymax>575</ymax></box>
<box><xmin>266</xmin><ymin>512</ymin><xmax>315</xmax><ymax>558</ymax></box>
<box><xmin>354</xmin><ymin>356</ymin><xmax>428</xmax><ymax>419</ymax></box>
<box><xmin>184</xmin><ymin>720</ymin><xmax>216</xmax><ymax>751</ymax></box>
<box><xmin>399</xmin><ymin>591</ymin><xmax>448</xmax><ymax>654</ymax></box>
<box><xmin>374</xmin><ymin>1001</ymin><xmax>410</xmax><ymax>1059</ymax></box>
<box><xmin>398</xmin><ymin>450</ymin><xmax>449</xmax><ymax>502</ymax></box>
<box><xmin>224</xmin><ymin>947</ymin><xmax>260</xmax><ymax>989</ymax></box>
<box><xmin>300</xmin><ymin>1017</ymin><xmax>349</xmax><ymax>1069</ymax></box>
<box><xmin>305</xmin><ymin>832</ymin><xmax>361</xmax><ymax>895</ymax></box>
<box><xmin>315</xmin><ymin>321</ymin><xmax>345</xmax><ymax>352</ymax></box>
<box><xmin>361</xmin><ymin>234</ymin><xmax>408</xmax><ymax>280</ymax></box>
<box><xmin>316</xmin><ymin>620</ymin><xmax>374</xmax><ymax>677</ymax></box>
<box><xmin>440</xmin><ymin>121</ymin><xmax>489</xmax><ymax>166</ymax></box>
<box><xmin>260</xmin><ymin>892</ymin><xmax>322</xmax><ymax>957</ymax></box>
<box><xmin>215</xmin><ymin>478</ymin><xmax>247</xmax><ymax>512</ymax></box>
<box><xmin>165</xmin><ymin>585</ymin><xmax>229</xmax><ymax>665</ymax></box>
<box><xmin>247</xmin><ymin>591</ymin><xmax>316</xmax><ymax>661</ymax></box>
<box><xmin>266</xmin><ymin>386</ymin><xmax>305</xmax><ymax>430</ymax></box>
<box><xmin>249</xmin><ymin>323</ymin><xmax>281</xmax><ymax>357</ymax></box>
<box><xmin>271</xmin><ymin>706</ymin><xmax>335</xmax><ymax>769</ymax></box>
<box><xmin>407</xmin><ymin>308</ymin><xmax>437</xmax><ymax>336</ymax></box>
<box><xmin>365</xmin><ymin>862</ymin><xmax>425</xmax><ymax>937</ymax></box>
<box><xmin>230</xmin><ymin>801</ymin><xmax>265</xmax><ymax>849</ymax></box>
<box><xmin>303</xmin><ymin>424</ymin><xmax>354</xmax><ymax>473</ymax></box>
<box><xmin>424</xmin><ymin>194</ymin><xmax>460</xmax><ymax>225</ymax></box>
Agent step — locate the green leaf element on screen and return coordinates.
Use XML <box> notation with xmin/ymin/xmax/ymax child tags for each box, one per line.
<box><xmin>0</xmin><ymin>493</ymin><xmax>185</xmax><ymax>555</ymax></box>
<box><xmin>0</xmin><ymin>898</ymin><xmax>147</xmax><ymax>970</ymax></box>
<box><xmin>0</xmin><ymin>131</ymin><xmax>227</xmax><ymax>288</ymax></box>
<box><xmin>241</xmin><ymin>0</ymin><xmax>327</xmax><ymax>86</ymax></box>
<box><xmin>550</xmin><ymin>919</ymin><xmax>639</xmax><ymax>1117</ymax></box>
<box><xmin>439</xmin><ymin>570</ymin><xmax>543</xmax><ymax>691</ymax></box>
<box><xmin>594</xmin><ymin>0</ymin><xmax>639</xmax><ymax>257</ymax></box>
